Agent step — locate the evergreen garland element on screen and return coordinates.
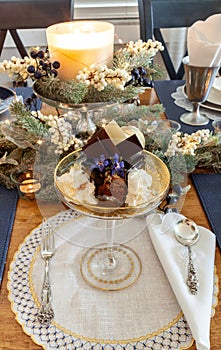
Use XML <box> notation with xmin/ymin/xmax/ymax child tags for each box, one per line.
<box><xmin>113</xmin><ymin>49</ymin><xmax>165</xmax><ymax>81</ymax></box>
<box><xmin>196</xmin><ymin>143</ymin><xmax>221</xmax><ymax>173</ymax></box>
<box><xmin>34</xmin><ymin>78</ymin><xmax>88</xmax><ymax>105</ymax></box>
<box><xmin>33</xmin><ymin>78</ymin><xmax>146</xmax><ymax>105</ymax></box>
<box><xmin>10</xmin><ymin>101</ymin><xmax>49</xmax><ymax>138</ymax></box>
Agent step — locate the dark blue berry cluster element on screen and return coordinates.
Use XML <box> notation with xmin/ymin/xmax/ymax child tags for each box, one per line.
<box><xmin>27</xmin><ymin>49</ymin><xmax>60</xmax><ymax>80</ymax></box>
<box><xmin>24</xmin><ymin>93</ymin><xmax>38</xmax><ymax>112</ymax></box>
<box><xmin>126</xmin><ymin>66</ymin><xmax>154</xmax><ymax>88</ymax></box>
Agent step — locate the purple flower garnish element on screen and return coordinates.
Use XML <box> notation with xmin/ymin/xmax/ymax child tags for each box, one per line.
<box><xmin>100</xmin><ymin>154</ymin><xmax>105</xmax><ymax>162</ymax></box>
<box><xmin>90</xmin><ymin>153</ymin><xmax>126</xmax><ymax>178</ymax></box>
<box><xmin>104</xmin><ymin>159</ymin><xmax>110</xmax><ymax>167</ymax></box>
<box><xmin>114</xmin><ymin>153</ymin><xmax>119</xmax><ymax>164</ymax></box>
<box><xmin>91</xmin><ymin>155</ymin><xmax>106</xmax><ymax>171</ymax></box>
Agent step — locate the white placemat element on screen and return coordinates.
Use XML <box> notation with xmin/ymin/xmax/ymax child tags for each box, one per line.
<box><xmin>8</xmin><ymin>209</ymin><xmax>218</xmax><ymax>350</ymax></box>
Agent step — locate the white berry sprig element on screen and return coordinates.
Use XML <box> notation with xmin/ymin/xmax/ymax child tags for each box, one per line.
<box><xmin>164</xmin><ymin>129</ymin><xmax>211</xmax><ymax>157</ymax></box>
<box><xmin>124</xmin><ymin>39</ymin><xmax>164</xmax><ymax>58</ymax></box>
<box><xmin>0</xmin><ymin>56</ymin><xmax>36</xmax><ymax>82</ymax></box>
<box><xmin>76</xmin><ymin>64</ymin><xmax>131</xmax><ymax>91</ymax></box>
<box><xmin>33</xmin><ymin>111</ymin><xmax>84</xmax><ymax>154</ymax></box>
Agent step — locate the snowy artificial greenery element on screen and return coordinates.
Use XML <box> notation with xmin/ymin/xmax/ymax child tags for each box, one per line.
<box><xmin>0</xmin><ymin>96</ymin><xmax>220</xmax><ymax>193</ymax></box>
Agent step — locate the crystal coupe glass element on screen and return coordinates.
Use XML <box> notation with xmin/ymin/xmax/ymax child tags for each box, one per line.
<box><xmin>54</xmin><ymin>149</ymin><xmax>170</xmax><ymax>290</ymax></box>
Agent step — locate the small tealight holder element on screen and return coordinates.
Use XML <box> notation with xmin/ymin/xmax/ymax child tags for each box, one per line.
<box><xmin>11</xmin><ymin>168</ymin><xmax>41</xmax><ymax>200</ymax></box>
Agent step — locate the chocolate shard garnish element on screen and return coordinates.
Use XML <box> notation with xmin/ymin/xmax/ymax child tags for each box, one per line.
<box><xmin>82</xmin><ymin>120</ymin><xmax>144</xmax><ymax>162</ymax></box>
<box><xmin>117</xmin><ymin>134</ymin><xmax>143</xmax><ymax>163</ymax></box>
<box><xmin>82</xmin><ymin>128</ymin><xmax>119</xmax><ymax>160</ymax></box>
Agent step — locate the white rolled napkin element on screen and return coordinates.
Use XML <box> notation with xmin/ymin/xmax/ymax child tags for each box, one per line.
<box><xmin>146</xmin><ymin>212</ymin><xmax>216</xmax><ymax>350</ymax></box>
<box><xmin>187</xmin><ymin>13</ymin><xmax>221</xmax><ymax>66</ymax></box>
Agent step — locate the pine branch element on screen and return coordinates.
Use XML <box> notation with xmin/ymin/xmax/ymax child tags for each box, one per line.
<box><xmin>196</xmin><ymin>144</ymin><xmax>221</xmax><ymax>173</ymax></box>
<box><xmin>34</xmin><ymin>78</ymin><xmax>88</xmax><ymax>104</ymax></box>
<box><xmin>17</xmin><ymin>114</ymin><xmax>49</xmax><ymax>138</ymax></box>
<box><xmin>10</xmin><ymin>101</ymin><xmax>49</xmax><ymax>138</ymax></box>
<box><xmin>83</xmin><ymin>85</ymin><xmax>145</xmax><ymax>103</ymax></box>
<box><xmin>113</xmin><ymin>49</ymin><xmax>165</xmax><ymax>79</ymax></box>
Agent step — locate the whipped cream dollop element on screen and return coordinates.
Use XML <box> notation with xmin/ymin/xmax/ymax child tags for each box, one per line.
<box><xmin>58</xmin><ymin>163</ymin><xmax>154</xmax><ymax>207</ymax></box>
<box><xmin>125</xmin><ymin>168</ymin><xmax>153</xmax><ymax>206</ymax></box>
<box><xmin>57</xmin><ymin>163</ymin><xmax>97</xmax><ymax>205</ymax></box>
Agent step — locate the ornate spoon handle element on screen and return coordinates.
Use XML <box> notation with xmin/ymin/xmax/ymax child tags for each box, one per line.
<box><xmin>186</xmin><ymin>246</ymin><xmax>199</xmax><ymax>295</ymax></box>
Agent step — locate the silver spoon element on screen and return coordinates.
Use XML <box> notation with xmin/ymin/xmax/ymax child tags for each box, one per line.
<box><xmin>174</xmin><ymin>218</ymin><xmax>200</xmax><ymax>295</ymax></box>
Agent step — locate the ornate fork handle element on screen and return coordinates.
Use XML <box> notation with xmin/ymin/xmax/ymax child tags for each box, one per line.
<box><xmin>37</xmin><ymin>258</ymin><xmax>54</xmax><ymax>325</ymax></box>
<box><xmin>186</xmin><ymin>246</ymin><xmax>199</xmax><ymax>295</ymax></box>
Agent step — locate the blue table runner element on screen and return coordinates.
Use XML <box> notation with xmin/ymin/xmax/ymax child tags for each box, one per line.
<box><xmin>0</xmin><ymin>86</ymin><xmax>41</xmax><ymax>285</ymax></box>
<box><xmin>191</xmin><ymin>174</ymin><xmax>221</xmax><ymax>251</ymax></box>
<box><xmin>0</xmin><ymin>186</ymin><xmax>18</xmax><ymax>285</ymax></box>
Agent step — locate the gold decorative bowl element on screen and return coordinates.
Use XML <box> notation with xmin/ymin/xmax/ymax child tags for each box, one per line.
<box><xmin>54</xmin><ymin>149</ymin><xmax>170</xmax><ymax>219</ymax></box>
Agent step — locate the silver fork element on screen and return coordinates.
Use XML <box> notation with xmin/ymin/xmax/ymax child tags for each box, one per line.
<box><xmin>37</xmin><ymin>218</ymin><xmax>55</xmax><ymax>325</ymax></box>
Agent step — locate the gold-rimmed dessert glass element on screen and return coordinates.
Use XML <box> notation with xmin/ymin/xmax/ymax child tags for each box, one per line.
<box><xmin>54</xmin><ymin>149</ymin><xmax>170</xmax><ymax>290</ymax></box>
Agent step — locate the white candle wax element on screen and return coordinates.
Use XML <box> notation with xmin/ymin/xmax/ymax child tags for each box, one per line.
<box><xmin>46</xmin><ymin>21</ymin><xmax>114</xmax><ymax>81</ymax></box>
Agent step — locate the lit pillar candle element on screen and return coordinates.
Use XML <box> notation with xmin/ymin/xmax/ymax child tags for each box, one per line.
<box><xmin>46</xmin><ymin>21</ymin><xmax>114</xmax><ymax>81</ymax></box>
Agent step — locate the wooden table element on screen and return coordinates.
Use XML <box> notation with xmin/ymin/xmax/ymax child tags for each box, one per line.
<box><xmin>0</xmin><ymin>88</ymin><xmax>220</xmax><ymax>350</ymax></box>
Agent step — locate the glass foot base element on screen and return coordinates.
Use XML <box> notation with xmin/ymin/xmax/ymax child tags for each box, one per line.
<box><xmin>180</xmin><ymin>112</ymin><xmax>209</xmax><ymax>126</ymax></box>
<box><xmin>80</xmin><ymin>244</ymin><xmax>142</xmax><ymax>291</ymax></box>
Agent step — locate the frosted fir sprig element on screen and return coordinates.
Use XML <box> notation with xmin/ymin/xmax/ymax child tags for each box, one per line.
<box><xmin>9</xmin><ymin>101</ymin><xmax>83</xmax><ymax>154</ymax></box>
<box><xmin>114</xmin><ymin>39</ymin><xmax>164</xmax><ymax>68</ymax></box>
<box><xmin>76</xmin><ymin>64</ymin><xmax>131</xmax><ymax>91</ymax></box>
<box><xmin>164</xmin><ymin>129</ymin><xmax>211</xmax><ymax>157</ymax></box>
<box><xmin>9</xmin><ymin>100</ymin><xmax>49</xmax><ymax>138</ymax></box>
<box><xmin>113</xmin><ymin>39</ymin><xmax>165</xmax><ymax>80</ymax></box>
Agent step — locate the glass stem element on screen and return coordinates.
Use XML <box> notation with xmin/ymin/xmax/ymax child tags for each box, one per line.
<box><xmin>104</xmin><ymin>220</ymin><xmax>116</xmax><ymax>269</ymax></box>
<box><xmin>76</xmin><ymin>108</ymin><xmax>96</xmax><ymax>135</ymax></box>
